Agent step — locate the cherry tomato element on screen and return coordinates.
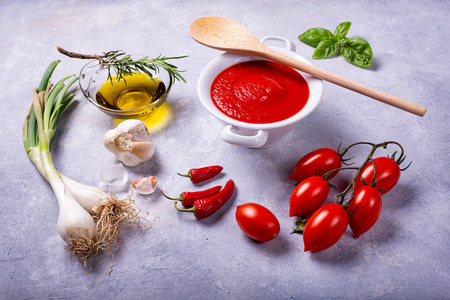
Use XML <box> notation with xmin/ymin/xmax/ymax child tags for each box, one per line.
<box><xmin>348</xmin><ymin>186</ymin><xmax>382</xmax><ymax>238</ymax></box>
<box><xmin>355</xmin><ymin>157</ymin><xmax>401</xmax><ymax>195</ymax></box>
<box><xmin>289</xmin><ymin>176</ymin><xmax>330</xmax><ymax>217</ymax></box>
<box><xmin>303</xmin><ymin>203</ymin><xmax>349</xmax><ymax>252</ymax></box>
<box><xmin>236</xmin><ymin>203</ymin><xmax>280</xmax><ymax>242</ymax></box>
<box><xmin>289</xmin><ymin>148</ymin><xmax>342</xmax><ymax>182</ymax></box>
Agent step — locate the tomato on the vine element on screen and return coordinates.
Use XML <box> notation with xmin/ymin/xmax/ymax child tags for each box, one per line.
<box><xmin>355</xmin><ymin>157</ymin><xmax>401</xmax><ymax>195</ymax></box>
<box><xmin>289</xmin><ymin>148</ymin><xmax>342</xmax><ymax>182</ymax></box>
<box><xmin>289</xmin><ymin>176</ymin><xmax>330</xmax><ymax>217</ymax></box>
<box><xmin>236</xmin><ymin>203</ymin><xmax>280</xmax><ymax>242</ymax></box>
<box><xmin>303</xmin><ymin>203</ymin><xmax>349</xmax><ymax>252</ymax></box>
<box><xmin>348</xmin><ymin>186</ymin><xmax>382</xmax><ymax>238</ymax></box>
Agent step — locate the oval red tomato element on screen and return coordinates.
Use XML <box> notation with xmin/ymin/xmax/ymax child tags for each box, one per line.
<box><xmin>236</xmin><ymin>203</ymin><xmax>280</xmax><ymax>242</ymax></box>
<box><xmin>355</xmin><ymin>157</ymin><xmax>401</xmax><ymax>195</ymax></box>
<box><xmin>303</xmin><ymin>203</ymin><xmax>349</xmax><ymax>252</ymax></box>
<box><xmin>348</xmin><ymin>186</ymin><xmax>382</xmax><ymax>238</ymax></box>
<box><xmin>289</xmin><ymin>148</ymin><xmax>342</xmax><ymax>182</ymax></box>
<box><xmin>289</xmin><ymin>176</ymin><xmax>330</xmax><ymax>217</ymax></box>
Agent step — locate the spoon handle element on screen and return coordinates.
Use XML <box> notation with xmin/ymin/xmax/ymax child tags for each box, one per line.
<box><xmin>262</xmin><ymin>49</ymin><xmax>427</xmax><ymax>117</ymax></box>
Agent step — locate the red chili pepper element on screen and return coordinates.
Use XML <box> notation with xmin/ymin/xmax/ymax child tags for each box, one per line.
<box><xmin>177</xmin><ymin>165</ymin><xmax>223</xmax><ymax>183</ymax></box>
<box><xmin>161</xmin><ymin>185</ymin><xmax>222</xmax><ymax>207</ymax></box>
<box><xmin>174</xmin><ymin>179</ymin><xmax>235</xmax><ymax>219</ymax></box>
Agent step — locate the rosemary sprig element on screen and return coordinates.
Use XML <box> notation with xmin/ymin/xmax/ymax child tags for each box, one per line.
<box><xmin>102</xmin><ymin>53</ymin><xmax>188</xmax><ymax>84</ymax></box>
<box><xmin>57</xmin><ymin>47</ymin><xmax>187</xmax><ymax>85</ymax></box>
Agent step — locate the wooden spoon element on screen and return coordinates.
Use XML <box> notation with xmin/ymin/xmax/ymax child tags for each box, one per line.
<box><xmin>190</xmin><ymin>16</ymin><xmax>426</xmax><ymax>117</ymax></box>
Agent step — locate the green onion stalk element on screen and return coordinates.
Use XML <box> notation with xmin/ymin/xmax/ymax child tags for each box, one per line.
<box><xmin>23</xmin><ymin>61</ymin><xmax>142</xmax><ymax>272</ymax></box>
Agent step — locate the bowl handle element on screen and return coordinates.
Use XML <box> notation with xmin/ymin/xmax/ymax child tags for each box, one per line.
<box><xmin>260</xmin><ymin>36</ymin><xmax>296</xmax><ymax>51</ymax></box>
<box><xmin>220</xmin><ymin>125</ymin><xmax>269</xmax><ymax>148</ymax></box>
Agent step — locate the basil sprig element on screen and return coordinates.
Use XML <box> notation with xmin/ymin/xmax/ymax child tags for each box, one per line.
<box><xmin>298</xmin><ymin>22</ymin><xmax>373</xmax><ymax>67</ymax></box>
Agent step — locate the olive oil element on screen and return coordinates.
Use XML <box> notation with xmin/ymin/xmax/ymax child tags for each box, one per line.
<box><xmin>95</xmin><ymin>73</ymin><xmax>165</xmax><ymax>110</ymax></box>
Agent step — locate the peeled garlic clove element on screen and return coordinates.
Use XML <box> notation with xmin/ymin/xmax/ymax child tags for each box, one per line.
<box><xmin>130</xmin><ymin>176</ymin><xmax>158</xmax><ymax>195</ymax></box>
<box><xmin>103</xmin><ymin>120</ymin><xmax>155</xmax><ymax>167</ymax></box>
<box><xmin>99</xmin><ymin>162</ymin><xmax>128</xmax><ymax>186</ymax></box>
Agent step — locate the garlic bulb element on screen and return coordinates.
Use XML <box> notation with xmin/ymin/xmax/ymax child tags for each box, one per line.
<box><xmin>50</xmin><ymin>176</ymin><xmax>95</xmax><ymax>241</ymax></box>
<box><xmin>60</xmin><ymin>173</ymin><xmax>109</xmax><ymax>214</ymax></box>
<box><xmin>130</xmin><ymin>176</ymin><xmax>158</xmax><ymax>195</ymax></box>
<box><xmin>103</xmin><ymin>120</ymin><xmax>155</xmax><ymax>167</ymax></box>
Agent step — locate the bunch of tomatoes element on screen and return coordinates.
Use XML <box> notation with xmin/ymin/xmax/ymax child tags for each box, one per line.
<box><xmin>235</xmin><ymin>141</ymin><xmax>409</xmax><ymax>252</ymax></box>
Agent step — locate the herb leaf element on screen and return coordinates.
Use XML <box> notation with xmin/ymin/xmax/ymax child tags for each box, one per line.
<box><xmin>334</xmin><ymin>22</ymin><xmax>351</xmax><ymax>41</ymax></box>
<box><xmin>298</xmin><ymin>27</ymin><xmax>333</xmax><ymax>48</ymax></box>
<box><xmin>341</xmin><ymin>37</ymin><xmax>373</xmax><ymax>67</ymax></box>
<box><xmin>313</xmin><ymin>38</ymin><xmax>340</xmax><ymax>59</ymax></box>
<box><xmin>298</xmin><ymin>22</ymin><xmax>373</xmax><ymax>67</ymax></box>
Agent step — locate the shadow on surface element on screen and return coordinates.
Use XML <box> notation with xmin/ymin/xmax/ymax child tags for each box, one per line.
<box><xmin>307</xmin><ymin>231</ymin><xmax>362</xmax><ymax>265</ymax></box>
<box><xmin>242</xmin><ymin>231</ymin><xmax>291</xmax><ymax>256</ymax></box>
<box><xmin>49</xmin><ymin>100</ymin><xmax>80</xmax><ymax>157</ymax></box>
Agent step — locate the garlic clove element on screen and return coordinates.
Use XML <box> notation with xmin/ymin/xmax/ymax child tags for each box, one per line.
<box><xmin>130</xmin><ymin>176</ymin><xmax>158</xmax><ymax>195</ymax></box>
<box><xmin>99</xmin><ymin>162</ymin><xmax>128</xmax><ymax>186</ymax></box>
<box><xmin>130</xmin><ymin>141</ymin><xmax>155</xmax><ymax>160</ymax></box>
<box><xmin>127</xmin><ymin>121</ymin><xmax>152</xmax><ymax>142</ymax></box>
<box><xmin>103</xmin><ymin>120</ymin><xmax>155</xmax><ymax>167</ymax></box>
<box><xmin>115</xmin><ymin>142</ymin><xmax>155</xmax><ymax>167</ymax></box>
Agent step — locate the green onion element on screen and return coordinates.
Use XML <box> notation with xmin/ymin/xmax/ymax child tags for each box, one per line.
<box><xmin>23</xmin><ymin>61</ymin><xmax>145</xmax><ymax>272</ymax></box>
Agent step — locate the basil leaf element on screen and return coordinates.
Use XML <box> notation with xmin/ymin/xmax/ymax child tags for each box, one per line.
<box><xmin>334</xmin><ymin>22</ymin><xmax>351</xmax><ymax>41</ymax></box>
<box><xmin>299</xmin><ymin>27</ymin><xmax>333</xmax><ymax>48</ymax></box>
<box><xmin>340</xmin><ymin>37</ymin><xmax>373</xmax><ymax>67</ymax></box>
<box><xmin>312</xmin><ymin>38</ymin><xmax>340</xmax><ymax>59</ymax></box>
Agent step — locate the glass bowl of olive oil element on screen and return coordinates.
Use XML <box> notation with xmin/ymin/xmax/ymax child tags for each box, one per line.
<box><xmin>79</xmin><ymin>58</ymin><xmax>173</xmax><ymax>119</ymax></box>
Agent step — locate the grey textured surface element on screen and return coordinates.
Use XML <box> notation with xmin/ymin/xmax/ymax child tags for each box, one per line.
<box><xmin>1</xmin><ymin>0</ymin><xmax>449</xmax><ymax>299</ymax></box>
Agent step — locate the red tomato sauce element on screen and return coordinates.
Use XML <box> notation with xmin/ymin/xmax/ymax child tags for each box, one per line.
<box><xmin>210</xmin><ymin>60</ymin><xmax>309</xmax><ymax>124</ymax></box>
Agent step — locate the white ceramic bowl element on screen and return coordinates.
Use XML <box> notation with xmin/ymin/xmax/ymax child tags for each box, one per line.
<box><xmin>197</xmin><ymin>36</ymin><xmax>324</xmax><ymax>148</ymax></box>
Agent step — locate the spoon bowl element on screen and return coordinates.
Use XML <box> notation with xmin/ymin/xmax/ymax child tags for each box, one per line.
<box><xmin>190</xmin><ymin>16</ymin><xmax>264</xmax><ymax>54</ymax></box>
<box><xmin>190</xmin><ymin>16</ymin><xmax>426</xmax><ymax>117</ymax></box>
